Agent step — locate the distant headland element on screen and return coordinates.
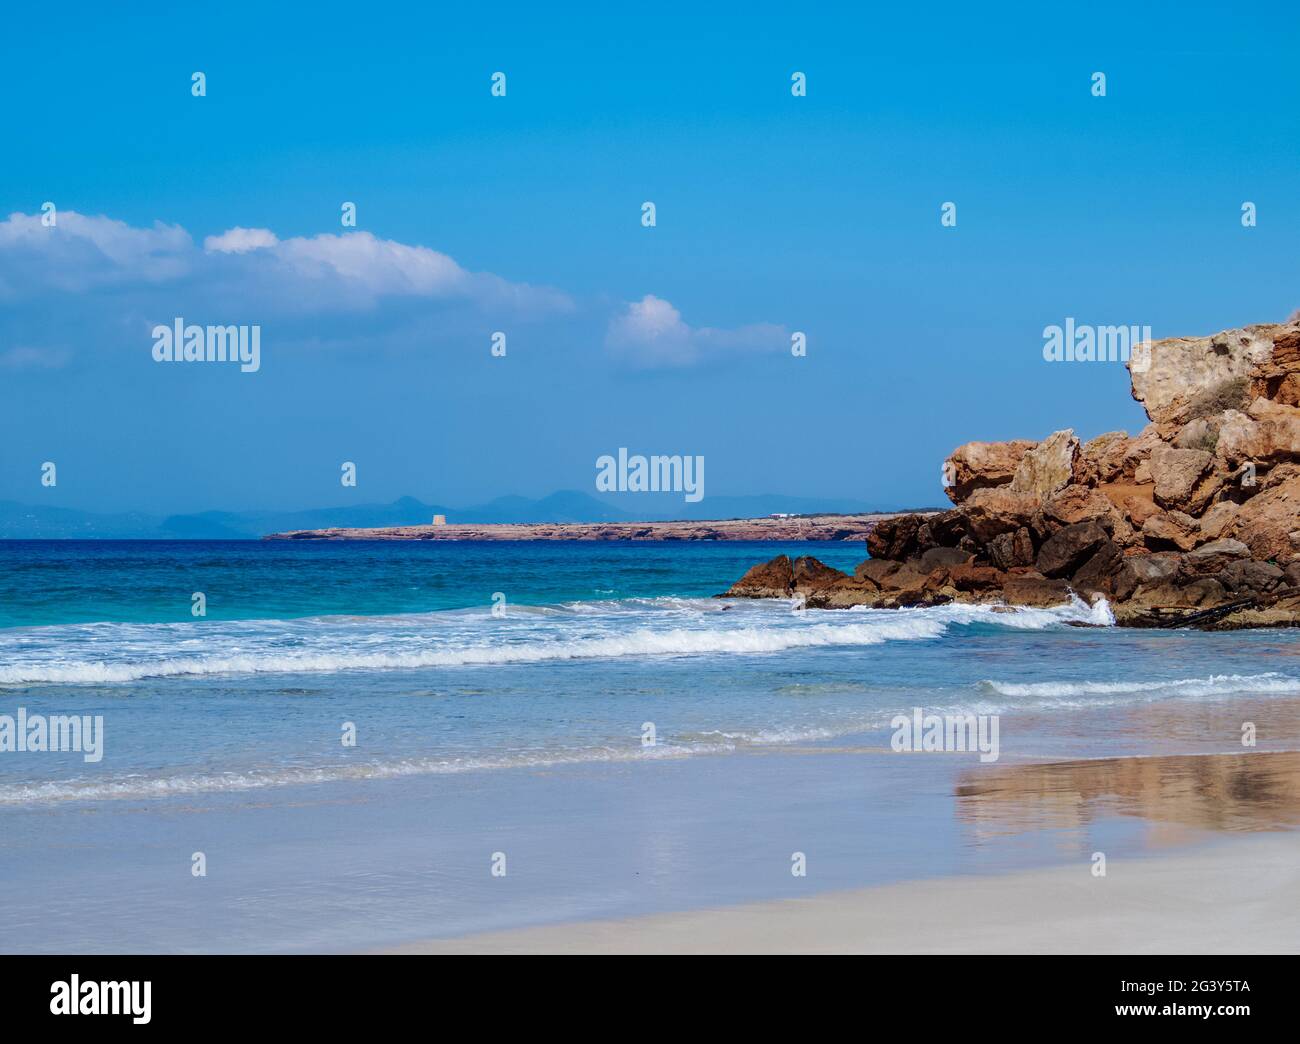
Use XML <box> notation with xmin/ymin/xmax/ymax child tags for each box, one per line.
<box><xmin>263</xmin><ymin>513</ymin><xmax>918</xmax><ymax>542</ymax></box>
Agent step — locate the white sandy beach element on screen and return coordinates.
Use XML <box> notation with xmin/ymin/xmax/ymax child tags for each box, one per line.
<box><xmin>385</xmin><ymin>833</ymin><xmax>1300</xmax><ymax>954</ymax></box>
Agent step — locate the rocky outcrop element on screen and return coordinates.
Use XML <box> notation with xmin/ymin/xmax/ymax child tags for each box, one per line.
<box><xmin>726</xmin><ymin>315</ymin><xmax>1300</xmax><ymax>629</ymax></box>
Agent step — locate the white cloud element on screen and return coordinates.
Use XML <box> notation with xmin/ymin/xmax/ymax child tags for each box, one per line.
<box><xmin>203</xmin><ymin>227</ymin><xmax>279</xmax><ymax>254</ymax></box>
<box><xmin>0</xmin><ymin>211</ymin><xmax>192</xmax><ymax>292</ymax></box>
<box><xmin>605</xmin><ymin>294</ymin><xmax>786</xmax><ymax>367</ymax></box>
<box><xmin>0</xmin><ymin>210</ymin><xmax>571</xmax><ymax>315</ymax></box>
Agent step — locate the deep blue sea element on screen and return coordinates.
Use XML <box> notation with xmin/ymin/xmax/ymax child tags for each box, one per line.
<box><xmin>3</xmin><ymin>539</ymin><xmax>1299</xmax><ymax>950</ymax></box>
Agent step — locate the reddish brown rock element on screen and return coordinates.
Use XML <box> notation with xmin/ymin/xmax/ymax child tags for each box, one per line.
<box><xmin>1149</xmin><ymin>445</ymin><xmax>1213</xmax><ymax>511</ymax></box>
<box><xmin>946</xmin><ymin>563</ymin><xmax>1006</xmax><ymax>593</ymax></box>
<box><xmin>961</xmin><ymin>487</ymin><xmax>1040</xmax><ymax>543</ymax></box>
<box><xmin>1043</xmin><ymin>484</ymin><xmax>1117</xmax><ymax>528</ymax></box>
<box><xmin>866</xmin><ymin>513</ymin><xmax>930</xmax><ymax>561</ymax></box>
<box><xmin>879</xmin><ymin>564</ymin><xmax>931</xmax><ymax>596</ymax></box>
<box><xmin>807</xmin><ymin>579</ymin><xmax>885</xmax><ymax>609</ymax></box>
<box><xmin>1142</xmin><ymin>511</ymin><xmax>1200</xmax><ymax>552</ymax></box>
<box><xmin>791</xmin><ymin>556</ymin><xmax>849</xmax><ymax>592</ymax></box>
<box><xmin>1071</xmin><ymin>542</ymin><xmax>1136</xmax><ymax>600</ymax></box>
<box><xmin>1121</xmin><ymin>425</ymin><xmax>1165</xmax><ymax>481</ymax></box>
<box><xmin>1075</xmin><ymin>431</ymin><xmax>1131</xmax><ymax>485</ymax></box>
<box><xmin>1217</xmin><ymin>559</ymin><xmax>1284</xmax><ymax>596</ymax></box>
<box><xmin>1226</xmin><ymin>475</ymin><xmax>1300</xmax><ymax>561</ymax></box>
<box><xmin>985</xmin><ymin>526</ymin><xmax>1036</xmax><ymax>570</ymax></box>
<box><xmin>1198</xmin><ymin>500</ymin><xmax>1240</xmax><ymax>540</ymax></box>
<box><xmin>916</xmin><ymin>546</ymin><xmax>975</xmax><ymax>572</ymax></box>
<box><xmin>1122</xmin><ymin>492</ymin><xmax>1161</xmax><ymax>528</ymax></box>
<box><xmin>943</xmin><ymin>439</ymin><xmax>1036</xmax><ymax>504</ymax></box>
<box><xmin>1001</xmin><ymin>575</ymin><xmax>1072</xmax><ymax>607</ymax></box>
<box><xmin>1215</xmin><ymin>398</ymin><xmax>1300</xmax><ymax>467</ymax></box>
<box><xmin>726</xmin><ymin>555</ymin><xmax>794</xmax><ymax>598</ymax></box>
<box><xmin>1182</xmin><ymin>538</ymin><xmax>1251</xmax><ymax>575</ymax></box>
<box><xmin>1252</xmin><ymin>326</ymin><xmax>1300</xmax><ymax>405</ymax></box>
<box><xmin>1035</xmin><ymin>520</ymin><xmax>1109</xmax><ymax>578</ymax></box>
<box><xmin>723</xmin><ymin>315</ymin><xmax>1300</xmax><ymax>627</ymax></box>
<box><xmin>854</xmin><ymin>558</ymin><xmax>901</xmax><ymax>587</ymax></box>
<box><xmin>1127</xmin><ymin>552</ymin><xmax>1183</xmax><ymax>587</ymax></box>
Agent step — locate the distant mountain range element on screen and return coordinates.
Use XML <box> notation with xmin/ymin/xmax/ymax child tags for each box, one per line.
<box><xmin>0</xmin><ymin>491</ymin><xmax>911</xmax><ymax>539</ymax></box>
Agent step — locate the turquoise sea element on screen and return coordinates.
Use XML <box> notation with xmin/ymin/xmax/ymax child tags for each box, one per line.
<box><xmin>2</xmin><ymin>539</ymin><xmax>1298</xmax><ymax>951</ymax></box>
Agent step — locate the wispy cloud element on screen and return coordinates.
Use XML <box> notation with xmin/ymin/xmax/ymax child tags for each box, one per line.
<box><xmin>0</xmin><ymin>210</ymin><xmax>572</xmax><ymax>318</ymax></box>
<box><xmin>0</xmin><ymin>211</ymin><xmax>784</xmax><ymax>370</ymax></box>
<box><xmin>605</xmin><ymin>294</ymin><xmax>786</xmax><ymax>368</ymax></box>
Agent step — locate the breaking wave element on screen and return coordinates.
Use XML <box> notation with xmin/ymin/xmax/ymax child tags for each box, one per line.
<box><xmin>0</xmin><ymin>596</ymin><xmax>1101</xmax><ymax>686</ymax></box>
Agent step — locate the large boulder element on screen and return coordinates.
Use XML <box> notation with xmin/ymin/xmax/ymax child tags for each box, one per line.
<box><xmin>1217</xmin><ymin>559</ymin><xmax>1284</xmax><ymax>596</ymax></box>
<box><xmin>1122</xmin><ymin>424</ymin><xmax>1165</xmax><ymax>481</ymax></box>
<box><xmin>985</xmin><ymin>526</ymin><xmax>1036</xmax><ymax>569</ymax></box>
<box><xmin>1148</xmin><ymin>445</ymin><xmax>1214</xmax><ymax>511</ymax></box>
<box><xmin>1226</xmin><ymin>475</ymin><xmax>1300</xmax><ymax>562</ymax></box>
<box><xmin>1142</xmin><ymin>510</ymin><xmax>1200</xmax><ymax>552</ymax></box>
<box><xmin>726</xmin><ymin>555</ymin><xmax>793</xmax><ymax>598</ymax></box>
<box><xmin>916</xmin><ymin>546</ymin><xmax>974</xmax><ymax>572</ymax></box>
<box><xmin>1071</xmin><ymin>540</ymin><xmax>1136</xmax><ymax>600</ymax></box>
<box><xmin>1043</xmin><ymin>484</ymin><xmax>1118</xmax><ymax>528</ymax></box>
<box><xmin>1127</xmin><ymin>552</ymin><xmax>1183</xmax><ymax>586</ymax></box>
<box><xmin>1001</xmin><ymin>574</ymin><xmax>1072</xmax><ymax>607</ymax></box>
<box><xmin>943</xmin><ymin>439</ymin><xmax>1036</xmax><ymax>504</ymax></box>
<box><xmin>866</xmin><ymin>513</ymin><xmax>930</xmax><ymax>561</ymax></box>
<box><xmin>1075</xmin><ymin>431</ymin><xmax>1131</xmax><ymax>485</ymax></box>
<box><xmin>854</xmin><ymin>558</ymin><xmax>901</xmax><ymax>587</ymax></box>
<box><xmin>1215</xmin><ymin>398</ymin><xmax>1300</xmax><ymax>467</ymax></box>
<box><xmin>1129</xmin><ymin>323</ymin><xmax>1278</xmax><ymax>429</ymax></box>
<box><xmin>791</xmin><ymin>556</ymin><xmax>849</xmax><ymax>593</ymax></box>
<box><xmin>945</xmin><ymin>562</ymin><xmax>1006</xmax><ymax>593</ymax></box>
<box><xmin>1009</xmin><ymin>429</ymin><xmax>1080</xmax><ymax>500</ymax></box>
<box><xmin>1198</xmin><ymin>500</ymin><xmax>1240</xmax><ymax>540</ymax></box>
<box><xmin>1182</xmin><ymin>538</ymin><xmax>1251</xmax><ymax>575</ymax></box>
<box><xmin>1036</xmin><ymin>520</ymin><xmax>1109</xmax><ymax>578</ymax></box>
<box><xmin>1113</xmin><ymin>485</ymin><xmax>1160</xmax><ymax>528</ymax></box>
<box><xmin>961</xmin><ymin>487</ymin><xmax>1041</xmax><ymax>544</ymax></box>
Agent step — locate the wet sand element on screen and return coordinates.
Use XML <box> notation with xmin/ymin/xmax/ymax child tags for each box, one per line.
<box><xmin>384</xmin><ymin>750</ymin><xmax>1300</xmax><ymax>954</ymax></box>
<box><xmin>385</xmin><ymin>832</ymin><xmax>1300</xmax><ymax>954</ymax></box>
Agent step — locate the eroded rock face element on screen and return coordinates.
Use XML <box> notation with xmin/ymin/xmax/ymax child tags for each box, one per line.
<box><xmin>726</xmin><ymin>316</ymin><xmax>1300</xmax><ymax>627</ymax></box>
<box><xmin>1009</xmin><ymin>429</ymin><xmax>1080</xmax><ymax>500</ymax></box>
<box><xmin>1215</xmin><ymin>398</ymin><xmax>1300</xmax><ymax>467</ymax></box>
<box><xmin>1129</xmin><ymin>324</ymin><xmax>1279</xmax><ymax>429</ymax></box>
<box><xmin>943</xmin><ymin>440</ymin><xmax>1036</xmax><ymax>503</ymax></box>
<box><xmin>1076</xmin><ymin>431</ymin><xmax>1131</xmax><ymax>485</ymax></box>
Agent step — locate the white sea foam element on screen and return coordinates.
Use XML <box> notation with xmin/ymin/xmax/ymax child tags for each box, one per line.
<box><xmin>0</xmin><ymin>596</ymin><xmax>1096</xmax><ymax>686</ymax></box>
<box><xmin>980</xmin><ymin>672</ymin><xmax>1300</xmax><ymax>701</ymax></box>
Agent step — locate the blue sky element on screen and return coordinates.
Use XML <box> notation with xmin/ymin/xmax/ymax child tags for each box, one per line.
<box><xmin>2</xmin><ymin>1</ymin><xmax>1298</xmax><ymax>514</ymax></box>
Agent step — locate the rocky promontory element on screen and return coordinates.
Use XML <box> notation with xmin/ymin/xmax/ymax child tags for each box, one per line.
<box><xmin>725</xmin><ymin>318</ymin><xmax>1300</xmax><ymax>629</ymax></box>
<box><xmin>265</xmin><ymin>513</ymin><xmax>906</xmax><ymax>542</ymax></box>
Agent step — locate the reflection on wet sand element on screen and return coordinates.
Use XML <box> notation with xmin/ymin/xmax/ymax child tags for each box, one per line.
<box><xmin>956</xmin><ymin>750</ymin><xmax>1300</xmax><ymax>845</ymax></box>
